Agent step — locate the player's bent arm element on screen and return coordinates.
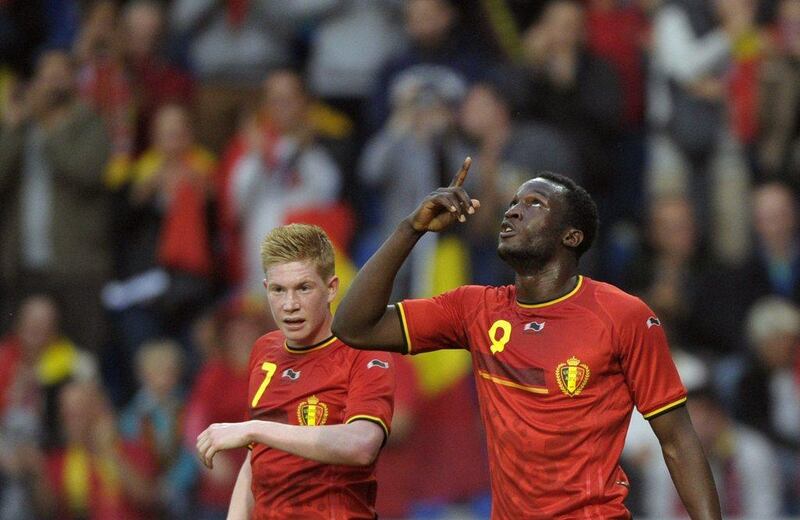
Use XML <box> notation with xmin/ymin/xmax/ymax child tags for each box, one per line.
<box><xmin>198</xmin><ymin>420</ymin><xmax>385</xmax><ymax>469</ymax></box>
<box><xmin>333</xmin><ymin>157</ymin><xmax>476</xmax><ymax>352</ymax></box>
<box><xmin>332</xmin><ymin>221</ymin><xmax>421</xmax><ymax>352</ymax></box>
<box><xmin>227</xmin><ymin>452</ymin><xmax>254</xmax><ymax>520</ymax></box>
<box><xmin>649</xmin><ymin>406</ymin><xmax>722</xmax><ymax>520</ymax></box>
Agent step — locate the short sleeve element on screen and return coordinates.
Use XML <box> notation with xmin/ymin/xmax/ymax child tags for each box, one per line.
<box><xmin>397</xmin><ymin>286</ymin><xmax>476</xmax><ymax>355</ymax></box>
<box><xmin>343</xmin><ymin>351</ymin><xmax>397</xmax><ymax>441</ymax></box>
<box><xmin>617</xmin><ymin>299</ymin><xmax>687</xmax><ymax>420</ymax></box>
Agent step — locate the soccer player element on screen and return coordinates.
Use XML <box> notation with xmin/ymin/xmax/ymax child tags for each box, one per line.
<box><xmin>332</xmin><ymin>159</ymin><xmax>722</xmax><ymax>519</ymax></box>
<box><xmin>196</xmin><ymin>224</ymin><xmax>395</xmax><ymax>519</ymax></box>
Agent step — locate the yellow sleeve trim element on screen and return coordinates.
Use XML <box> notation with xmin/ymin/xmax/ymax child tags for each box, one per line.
<box><xmin>643</xmin><ymin>397</ymin><xmax>688</xmax><ymax>419</ymax></box>
<box><xmin>478</xmin><ymin>370</ymin><xmax>549</xmax><ymax>394</ymax></box>
<box><xmin>396</xmin><ymin>302</ymin><xmax>413</xmax><ymax>354</ymax></box>
<box><xmin>346</xmin><ymin>415</ymin><xmax>390</xmax><ymax>439</ymax></box>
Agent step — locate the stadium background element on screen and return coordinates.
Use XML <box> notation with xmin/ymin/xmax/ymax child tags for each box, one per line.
<box><xmin>0</xmin><ymin>0</ymin><xmax>798</xmax><ymax>518</ymax></box>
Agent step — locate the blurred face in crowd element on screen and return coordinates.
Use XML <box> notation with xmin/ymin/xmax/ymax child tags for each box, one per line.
<box><xmin>153</xmin><ymin>104</ymin><xmax>193</xmax><ymax>156</ymax></box>
<box><xmin>756</xmin><ymin>332</ymin><xmax>798</xmax><ymax>370</ymax></box>
<box><xmin>123</xmin><ymin>0</ymin><xmax>163</xmax><ymax>59</ymax></box>
<box><xmin>59</xmin><ymin>382</ymin><xmax>100</xmax><ymax>444</ymax></box>
<box><xmin>263</xmin><ymin>71</ymin><xmax>309</xmax><ymax>135</ymax></box>
<box><xmin>222</xmin><ymin>312</ymin><xmax>265</xmax><ymax>370</ymax></box>
<box><xmin>687</xmin><ymin>395</ymin><xmax>726</xmax><ymax>449</ymax></box>
<box><xmin>779</xmin><ymin>0</ymin><xmax>800</xmax><ymax>55</ymax></box>
<box><xmin>753</xmin><ymin>183</ymin><xmax>797</xmax><ymax>252</ymax></box>
<box><xmin>137</xmin><ymin>345</ymin><xmax>182</xmax><ymax>399</ymax></box>
<box><xmin>540</xmin><ymin>0</ymin><xmax>585</xmax><ymax>51</ymax></box>
<box><xmin>264</xmin><ymin>260</ymin><xmax>338</xmax><ymax>347</ymax></box>
<box><xmin>16</xmin><ymin>296</ymin><xmax>59</xmax><ymax>360</ymax></box>
<box><xmin>460</xmin><ymin>85</ymin><xmax>508</xmax><ymax>141</ymax></box>
<box><xmin>405</xmin><ymin>0</ymin><xmax>455</xmax><ymax>48</ymax></box>
<box><xmin>33</xmin><ymin>51</ymin><xmax>75</xmax><ymax>105</ymax></box>
<box><xmin>648</xmin><ymin>195</ymin><xmax>697</xmax><ymax>261</ymax></box>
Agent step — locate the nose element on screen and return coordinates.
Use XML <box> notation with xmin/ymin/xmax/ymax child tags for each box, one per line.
<box><xmin>282</xmin><ymin>291</ymin><xmax>301</xmax><ymax>312</ymax></box>
<box><xmin>504</xmin><ymin>202</ymin><xmax>521</xmax><ymax>220</ymax></box>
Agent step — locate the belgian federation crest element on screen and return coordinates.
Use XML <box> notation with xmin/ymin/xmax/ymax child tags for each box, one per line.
<box><xmin>297</xmin><ymin>395</ymin><xmax>329</xmax><ymax>426</ymax></box>
<box><xmin>556</xmin><ymin>356</ymin><xmax>590</xmax><ymax>397</ymax></box>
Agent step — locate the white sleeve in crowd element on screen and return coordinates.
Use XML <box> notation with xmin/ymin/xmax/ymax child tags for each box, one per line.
<box><xmin>283</xmin><ymin>147</ymin><xmax>342</xmax><ymax>209</ymax></box>
<box><xmin>231</xmin><ymin>152</ymin><xmax>271</xmax><ymax>217</ymax></box>
<box><xmin>653</xmin><ymin>5</ymin><xmax>731</xmax><ymax>84</ymax></box>
<box><xmin>736</xmin><ymin>427</ymin><xmax>783</xmax><ymax>518</ymax></box>
<box><xmin>357</xmin><ymin>129</ymin><xmax>405</xmax><ymax>187</ymax></box>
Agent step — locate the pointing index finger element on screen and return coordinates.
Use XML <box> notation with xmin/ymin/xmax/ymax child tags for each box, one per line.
<box><xmin>450</xmin><ymin>157</ymin><xmax>472</xmax><ymax>188</ymax></box>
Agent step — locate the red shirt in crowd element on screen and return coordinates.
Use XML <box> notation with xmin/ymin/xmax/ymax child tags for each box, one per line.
<box><xmin>397</xmin><ymin>276</ymin><xmax>687</xmax><ymax>519</ymax></box>
<box><xmin>247</xmin><ymin>333</ymin><xmax>395</xmax><ymax>519</ymax></box>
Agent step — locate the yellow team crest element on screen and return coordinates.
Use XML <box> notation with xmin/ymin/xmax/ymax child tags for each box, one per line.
<box><xmin>297</xmin><ymin>395</ymin><xmax>329</xmax><ymax>426</ymax></box>
<box><xmin>556</xmin><ymin>356</ymin><xmax>590</xmax><ymax>397</ymax></box>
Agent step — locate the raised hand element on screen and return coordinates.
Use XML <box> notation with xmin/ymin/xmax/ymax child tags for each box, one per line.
<box><xmin>406</xmin><ymin>157</ymin><xmax>481</xmax><ymax>233</ymax></box>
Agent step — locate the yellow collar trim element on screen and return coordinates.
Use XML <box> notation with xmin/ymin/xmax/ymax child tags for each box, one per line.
<box><xmin>285</xmin><ymin>335</ymin><xmax>337</xmax><ymax>354</ymax></box>
<box><xmin>516</xmin><ymin>276</ymin><xmax>583</xmax><ymax>309</ymax></box>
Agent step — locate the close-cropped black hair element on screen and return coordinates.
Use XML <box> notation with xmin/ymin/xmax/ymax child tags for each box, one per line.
<box><xmin>534</xmin><ymin>172</ymin><xmax>599</xmax><ymax>259</ymax></box>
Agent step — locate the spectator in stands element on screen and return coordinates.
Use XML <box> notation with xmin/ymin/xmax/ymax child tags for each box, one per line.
<box><xmin>0</xmin><ymin>49</ymin><xmax>111</xmax><ymax>351</ymax></box>
<box><xmin>458</xmin><ymin>79</ymin><xmax>580</xmax><ymax>285</ymax></box>
<box><xmin>231</xmin><ymin>69</ymin><xmax>342</xmax><ymax>293</ymax></box>
<box><xmin>38</xmin><ymin>380</ymin><xmax>159</xmax><ymax>519</ymax></box>
<box><xmin>623</xmin><ymin>193</ymin><xmax>737</xmax><ymax>355</ymax></box>
<box><xmin>369</xmin><ymin>0</ymin><xmax>492</xmax><ymax>129</ymax></box>
<box><xmin>758</xmin><ymin>0</ymin><xmax>800</xmax><ymax>184</ymax></box>
<box><xmin>734</xmin><ymin>296</ymin><xmax>800</xmax><ymax>512</ymax></box>
<box><xmin>520</xmin><ymin>0</ymin><xmax>624</xmax><ymax>199</ymax></box>
<box><xmin>0</xmin><ymin>295</ymin><xmax>97</xmax><ymax>449</ymax></box>
<box><xmin>121</xmin><ymin>0</ymin><xmax>194</xmax><ymax>156</ymax></box>
<box><xmin>170</xmin><ymin>0</ymin><xmax>294</xmax><ymax>153</ymax></box>
<box><xmin>735</xmin><ymin>181</ymin><xmax>800</xmax><ymax>309</ymax></box>
<box><xmin>183</xmin><ymin>294</ymin><xmax>266</xmax><ymax>520</ymax></box>
<box><xmin>643</xmin><ymin>385</ymin><xmax>782</xmax><ymax>518</ymax></box>
<box><xmin>120</xmin><ymin>339</ymin><xmax>195</xmax><ymax>519</ymax></box>
<box><xmin>73</xmin><ymin>0</ymin><xmax>135</xmax><ymax>179</ymax></box>
<box><xmin>359</xmin><ymin>70</ymin><xmax>469</xmax><ymax>298</ymax></box>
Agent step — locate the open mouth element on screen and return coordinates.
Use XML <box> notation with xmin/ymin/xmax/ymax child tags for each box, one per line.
<box><xmin>283</xmin><ymin>317</ymin><xmax>305</xmax><ymax>329</ymax></box>
<box><xmin>499</xmin><ymin>221</ymin><xmax>516</xmax><ymax>238</ymax></box>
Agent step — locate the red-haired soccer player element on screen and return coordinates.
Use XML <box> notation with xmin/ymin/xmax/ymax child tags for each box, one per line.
<box><xmin>196</xmin><ymin>224</ymin><xmax>395</xmax><ymax>519</ymax></box>
<box><xmin>333</xmin><ymin>158</ymin><xmax>721</xmax><ymax>519</ymax></box>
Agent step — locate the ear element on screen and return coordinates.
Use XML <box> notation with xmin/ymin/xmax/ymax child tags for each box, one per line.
<box><xmin>326</xmin><ymin>275</ymin><xmax>340</xmax><ymax>304</ymax></box>
<box><xmin>262</xmin><ymin>278</ymin><xmax>268</xmax><ymax>290</ymax></box>
<box><xmin>562</xmin><ymin>228</ymin><xmax>584</xmax><ymax>250</ymax></box>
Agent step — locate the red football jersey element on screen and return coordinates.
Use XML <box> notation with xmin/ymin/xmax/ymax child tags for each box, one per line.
<box><xmin>247</xmin><ymin>332</ymin><xmax>395</xmax><ymax>520</ymax></box>
<box><xmin>397</xmin><ymin>276</ymin><xmax>686</xmax><ymax>519</ymax></box>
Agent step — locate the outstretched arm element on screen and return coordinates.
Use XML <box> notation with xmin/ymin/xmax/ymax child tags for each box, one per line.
<box><xmin>332</xmin><ymin>157</ymin><xmax>478</xmax><ymax>352</ymax></box>
<box><xmin>650</xmin><ymin>407</ymin><xmax>722</xmax><ymax>520</ymax></box>
<box><xmin>197</xmin><ymin>420</ymin><xmax>385</xmax><ymax>469</ymax></box>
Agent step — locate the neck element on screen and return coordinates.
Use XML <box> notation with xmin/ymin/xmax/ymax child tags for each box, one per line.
<box><xmin>514</xmin><ymin>261</ymin><xmax>579</xmax><ymax>304</ymax></box>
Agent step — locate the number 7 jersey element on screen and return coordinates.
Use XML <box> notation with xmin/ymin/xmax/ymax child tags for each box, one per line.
<box><xmin>246</xmin><ymin>332</ymin><xmax>395</xmax><ymax>519</ymax></box>
<box><xmin>396</xmin><ymin>276</ymin><xmax>687</xmax><ymax>519</ymax></box>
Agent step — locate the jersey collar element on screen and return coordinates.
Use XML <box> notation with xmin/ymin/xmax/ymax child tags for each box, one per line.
<box><xmin>284</xmin><ymin>335</ymin><xmax>337</xmax><ymax>354</ymax></box>
<box><xmin>515</xmin><ymin>275</ymin><xmax>583</xmax><ymax>309</ymax></box>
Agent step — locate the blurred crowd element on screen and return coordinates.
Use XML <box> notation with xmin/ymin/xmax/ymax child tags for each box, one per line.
<box><xmin>0</xmin><ymin>0</ymin><xmax>799</xmax><ymax>518</ymax></box>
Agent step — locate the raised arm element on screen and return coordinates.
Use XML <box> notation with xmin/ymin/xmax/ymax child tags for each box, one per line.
<box><xmin>197</xmin><ymin>419</ymin><xmax>385</xmax><ymax>469</ymax></box>
<box><xmin>649</xmin><ymin>407</ymin><xmax>722</xmax><ymax>520</ymax></box>
<box><xmin>332</xmin><ymin>157</ymin><xmax>478</xmax><ymax>352</ymax></box>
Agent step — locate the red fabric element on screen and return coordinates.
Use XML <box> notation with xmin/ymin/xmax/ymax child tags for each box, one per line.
<box><xmin>157</xmin><ymin>177</ymin><xmax>213</xmax><ymax>276</ymax></box>
<box><xmin>247</xmin><ymin>333</ymin><xmax>395</xmax><ymax>519</ymax></box>
<box><xmin>399</xmin><ymin>277</ymin><xmax>686</xmax><ymax>519</ymax></box>
<box><xmin>0</xmin><ymin>336</ymin><xmax>23</xmax><ymax>415</ymax></box>
<box><xmin>129</xmin><ymin>57</ymin><xmax>194</xmax><ymax>154</ymax></box>
<box><xmin>215</xmin><ymin>135</ymin><xmax>247</xmax><ymax>285</ymax></box>
<box><xmin>184</xmin><ymin>358</ymin><xmax>250</xmax><ymax>507</ymax></box>
<box><xmin>77</xmin><ymin>56</ymin><xmax>134</xmax><ymax>155</ymax></box>
<box><xmin>586</xmin><ymin>4</ymin><xmax>648</xmax><ymax>126</ymax></box>
<box><xmin>226</xmin><ymin>0</ymin><xmax>249</xmax><ymax>28</ymax></box>
<box><xmin>46</xmin><ymin>440</ymin><xmax>157</xmax><ymax>520</ymax></box>
<box><xmin>729</xmin><ymin>57</ymin><xmax>760</xmax><ymax>145</ymax></box>
<box><xmin>283</xmin><ymin>203</ymin><xmax>356</xmax><ymax>251</ymax></box>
